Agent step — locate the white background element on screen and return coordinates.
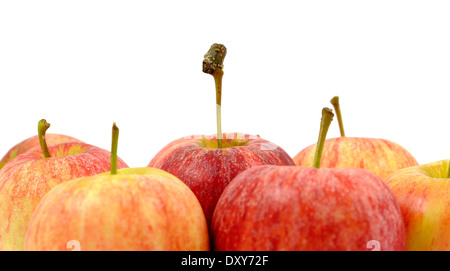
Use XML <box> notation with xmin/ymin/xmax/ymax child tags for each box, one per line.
<box><xmin>1</xmin><ymin>1</ymin><xmax>449</xmax><ymax>168</ymax></box>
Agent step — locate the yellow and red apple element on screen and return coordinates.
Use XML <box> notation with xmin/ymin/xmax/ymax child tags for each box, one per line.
<box><xmin>0</xmin><ymin>120</ymin><xmax>128</xmax><ymax>250</ymax></box>
<box><xmin>25</xmin><ymin>124</ymin><xmax>209</xmax><ymax>251</ymax></box>
<box><xmin>0</xmin><ymin>133</ymin><xmax>82</xmax><ymax>169</ymax></box>
<box><xmin>294</xmin><ymin>96</ymin><xmax>418</xmax><ymax>180</ymax></box>
<box><xmin>385</xmin><ymin>159</ymin><xmax>449</xmax><ymax>251</ymax></box>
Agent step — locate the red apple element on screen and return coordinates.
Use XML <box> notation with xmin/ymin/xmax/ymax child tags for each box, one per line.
<box><xmin>385</xmin><ymin>159</ymin><xmax>450</xmax><ymax>251</ymax></box>
<box><xmin>148</xmin><ymin>44</ymin><xmax>295</xmax><ymax>225</ymax></box>
<box><xmin>0</xmin><ymin>120</ymin><xmax>128</xmax><ymax>251</ymax></box>
<box><xmin>148</xmin><ymin>133</ymin><xmax>295</xmax><ymax>225</ymax></box>
<box><xmin>24</xmin><ymin>124</ymin><xmax>209</xmax><ymax>251</ymax></box>
<box><xmin>0</xmin><ymin>133</ymin><xmax>82</xmax><ymax>169</ymax></box>
<box><xmin>212</xmin><ymin>108</ymin><xmax>405</xmax><ymax>251</ymax></box>
<box><xmin>293</xmin><ymin>96</ymin><xmax>418</xmax><ymax>180</ymax></box>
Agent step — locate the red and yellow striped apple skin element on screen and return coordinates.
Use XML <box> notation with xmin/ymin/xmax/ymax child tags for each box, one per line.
<box><xmin>212</xmin><ymin>165</ymin><xmax>405</xmax><ymax>251</ymax></box>
<box><xmin>293</xmin><ymin>137</ymin><xmax>418</xmax><ymax>180</ymax></box>
<box><xmin>385</xmin><ymin>160</ymin><xmax>450</xmax><ymax>251</ymax></box>
<box><xmin>148</xmin><ymin>133</ymin><xmax>295</xmax><ymax>226</ymax></box>
<box><xmin>24</xmin><ymin>168</ymin><xmax>209</xmax><ymax>251</ymax></box>
<box><xmin>0</xmin><ymin>134</ymin><xmax>82</xmax><ymax>170</ymax></box>
<box><xmin>0</xmin><ymin>142</ymin><xmax>128</xmax><ymax>251</ymax></box>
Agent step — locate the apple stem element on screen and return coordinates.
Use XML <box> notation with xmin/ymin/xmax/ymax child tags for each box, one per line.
<box><xmin>330</xmin><ymin>96</ymin><xmax>345</xmax><ymax>137</ymax></box>
<box><xmin>38</xmin><ymin>119</ymin><xmax>51</xmax><ymax>158</ymax></box>
<box><xmin>214</xmin><ymin>70</ymin><xmax>223</xmax><ymax>148</ymax></box>
<box><xmin>313</xmin><ymin>108</ymin><xmax>334</xmax><ymax>169</ymax></box>
<box><xmin>203</xmin><ymin>43</ymin><xmax>227</xmax><ymax>148</ymax></box>
<box><xmin>111</xmin><ymin>122</ymin><xmax>119</xmax><ymax>175</ymax></box>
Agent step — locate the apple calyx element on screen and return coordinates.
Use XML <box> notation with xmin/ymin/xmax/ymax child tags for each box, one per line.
<box><xmin>38</xmin><ymin>119</ymin><xmax>51</xmax><ymax>158</ymax></box>
<box><xmin>330</xmin><ymin>96</ymin><xmax>345</xmax><ymax>137</ymax></box>
<box><xmin>203</xmin><ymin>43</ymin><xmax>227</xmax><ymax>148</ymax></box>
<box><xmin>197</xmin><ymin>135</ymin><xmax>249</xmax><ymax>149</ymax></box>
<box><xmin>111</xmin><ymin>122</ymin><xmax>119</xmax><ymax>175</ymax></box>
<box><xmin>313</xmin><ymin>108</ymin><xmax>334</xmax><ymax>169</ymax></box>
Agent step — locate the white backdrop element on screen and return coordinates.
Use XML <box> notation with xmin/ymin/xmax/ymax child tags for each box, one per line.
<box><xmin>1</xmin><ymin>1</ymin><xmax>449</xmax><ymax>168</ymax></box>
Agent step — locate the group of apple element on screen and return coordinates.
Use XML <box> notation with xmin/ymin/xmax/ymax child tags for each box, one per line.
<box><xmin>0</xmin><ymin>45</ymin><xmax>448</xmax><ymax>252</ymax></box>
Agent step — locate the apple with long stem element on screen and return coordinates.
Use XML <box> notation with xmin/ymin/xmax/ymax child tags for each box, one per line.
<box><xmin>211</xmin><ymin>108</ymin><xmax>405</xmax><ymax>251</ymax></box>
<box><xmin>25</xmin><ymin>123</ymin><xmax>209</xmax><ymax>251</ymax></box>
<box><xmin>148</xmin><ymin>43</ymin><xmax>295</xmax><ymax>226</ymax></box>
<box><xmin>385</xmin><ymin>159</ymin><xmax>450</xmax><ymax>251</ymax></box>
<box><xmin>293</xmin><ymin>96</ymin><xmax>418</xmax><ymax>180</ymax></box>
<box><xmin>0</xmin><ymin>132</ymin><xmax>82</xmax><ymax>170</ymax></box>
<box><xmin>0</xmin><ymin>119</ymin><xmax>128</xmax><ymax>251</ymax></box>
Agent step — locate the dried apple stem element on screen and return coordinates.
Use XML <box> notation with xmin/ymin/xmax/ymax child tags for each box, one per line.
<box><xmin>38</xmin><ymin>119</ymin><xmax>51</xmax><ymax>158</ymax></box>
<box><xmin>203</xmin><ymin>43</ymin><xmax>227</xmax><ymax>148</ymax></box>
<box><xmin>111</xmin><ymin>122</ymin><xmax>119</xmax><ymax>175</ymax></box>
<box><xmin>330</xmin><ymin>96</ymin><xmax>345</xmax><ymax>137</ymax></box>
<box><xmin>313</xmin><ymin>108</ymin><xmax>334</xmax><ymax>169</ymax></box>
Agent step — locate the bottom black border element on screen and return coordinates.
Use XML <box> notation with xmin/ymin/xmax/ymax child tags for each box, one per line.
<box><xmin>6</xmin><ymin>251</ymin><xmax>444</xmax><ymax>270</ymax></box>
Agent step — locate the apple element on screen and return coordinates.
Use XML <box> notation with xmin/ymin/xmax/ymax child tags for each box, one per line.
<box><xmin>293</xmin><ymin>96</ymin><xmax>418</xmax><ymax>180</ymax></box>
<box><xmin>0</xmin><ymin>119</ymin><xmax>128</xmax><ymax>251</ymax></box>
<box><xmin>149</xmin><ymin>133</ymin><xmax>295</xmax><ymax>226</ymax></box>
<box><xmin>211</xmin><ymin>108</ymin><xmax>405</xmax><ymax>251</ymax></box>
<box><xmin>385</xmin><ymin>159</ymin><xmax>450</xmax><ymax>251</ymax></box>
<box><xmin>24</xmin><ymin>123</ymin><xmax>209</xmax><ymax>251</ymax></box>
<box><xmin>0</xmin><ymin>133</ymin><xmax>82</xmax><ymax>169</ymax></box>
<box><xmin>148</xmin><ymin>44</ymin><xmax>295</xmax><ymax>225</ymax></box>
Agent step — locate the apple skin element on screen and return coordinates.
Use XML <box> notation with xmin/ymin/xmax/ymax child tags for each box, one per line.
<box><xmin>385</xmin><ymin>159</ymin><xmax>450</xmax><ymax>251</ymax></box>
<box><xmin>24</xmin><ymin>167</ymin><xmax>209</xmax><ymax>251</ymax></box>
<box><xmin>148</xmin><ymin>133</ymin><xmax>295</xmax><ymax>225</ymax></box>
<box><xmin>293</xmin><ymin>137</ymin><xmax>418</xmax><ymax>180</ymax></box>
<box><xmin>0</xmin><ymin>142</ymin><xmax>128</xmax><ymax>251</ymax></box>
<box><xmin>211</xmin><ymin>165</ymin><xmax>405</xmax><ymax>251</ymax></box>
<box><xmin>0</xmin><ymin>133</ymin><xmax>82</xmax><ymax>169</ymax></box>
